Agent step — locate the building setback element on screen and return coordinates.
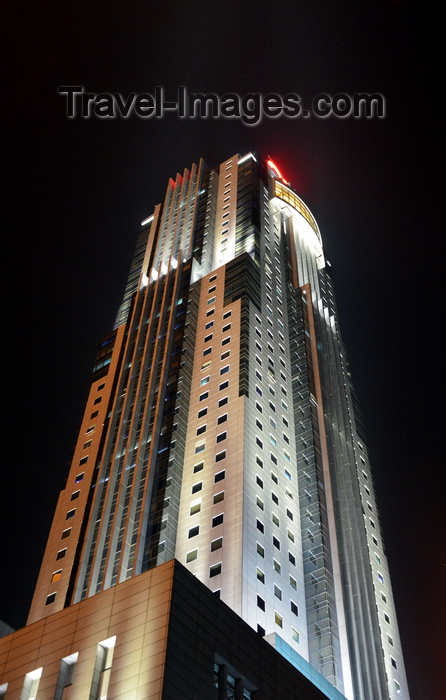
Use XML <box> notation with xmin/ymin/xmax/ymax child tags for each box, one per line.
<box><xmin>3</xmin><ymin>153</ymin><xmax>409</xmax><ymax>700</ymax></box>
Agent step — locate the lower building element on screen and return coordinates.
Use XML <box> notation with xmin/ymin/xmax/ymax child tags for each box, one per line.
<box><xmin>0</xmin><ymin>559</ymin><xmax>345</xmax><ymax>700</ymax></box>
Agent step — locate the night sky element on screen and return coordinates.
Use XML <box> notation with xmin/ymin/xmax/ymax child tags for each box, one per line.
<box><xmin>2</xmin><ymin>2</ymin><xmax>444</xmax><ymax>698</ymax></box>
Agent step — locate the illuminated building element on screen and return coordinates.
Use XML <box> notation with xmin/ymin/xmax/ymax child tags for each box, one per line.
<box><xmin>0</xmin><ymin>153</ymin><xmax>409</xmax><ymax>700</ymax></box>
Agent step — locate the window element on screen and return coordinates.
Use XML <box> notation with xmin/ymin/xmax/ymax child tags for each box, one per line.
<box><xmin>75</xmin><ymin>473</ymin><xmax>84</xmax><ymax>483</ymax></box>
<box><xmin>54</xmin><ymin>653</ymin><xmax>78</xmax><ymax>700</ymax></box>
<box><xmin>256</xmin><ymin>475</ymin><xmax>264</xmax><ymax>488</ymax></box>
<box><xmin>199</xmin><ymin>391</ymin><xmax>209</xmax><ymax>402</ymax></box>
<box><xmin>208</xmin><ymin>285</ymin><xmax>216</xmax><ymax>293</ymax></box>
<box><xmin>289</xmin><ymin>552</ymin><xmax>296</xmax><ymax>565</ymax></box>
<box><xmin>219</xmin><ymin>380</ymin><xmax>229</xmax><ymax>391</ymax></box>
<box><xmin>378</xmin><ymin>572</ymin><xmax>384</xmax><ymax>583</ymax></box>
<box><xmin>257</xmin><ymin>595</ymin><xmax>265</xmax><ymax>611</ymax></box>
<box><xmin>195</xmin><ymin>443</ymin><xmax>205</xmax><ymax>454</ymax></box>
<box><xmin>284</xmin><ymin>469</ymin><xmax>291</xmax><ymax>481</ymax></box>
<box><xmin>256</xmin><ymin>519</ymin><xmax>264</xmax><ymax>533</ymax></box>
<box><xmin>256</xmin><ymin>456</ymin><xmax>263</xmax><ymax>469</ymax></box>
<box><xmin>186</xmin><ymin>549</ymin><xmax>198</xmax><ymax>563</ymax></box>
<box><xmin>222</xmin><ymin>323</ymin><xmax>231</xmax><ymax>332</ymax></box>
<box><xmin>91</xmin><ymin>637</ymin><xmax>115</xmax><ymax>700</ymax></box>
<box><xmin>61</xmin><ymin>528</ymin><xmax>71</xmax><ymax>539</ymax></box>
<box><xmin>256</xmin><ymin>437</ymin><xmax>263</xmax><ymax>449</ymax></box>
<box><xmin>203</xmin><ymin>347</ymin><xmax>212</xmax><ymax>356</ymax></box>
<box><xmin>270</xmin><ymin>435</ymin><xmax>277</xmax><ymax>447</ymax></box>
<box><xmin>271</xmin><ymin>492</ymin><xmax>279</xmax><ymax>505</ymax></box>
<box><xmin>215</xmin><ymin>452</ymin><xmax>226</xmax><ymax>464</ymax></box>
<box><xmin>287</xmin><ymin>509</ymin><xmax>293</xmax><ymax>521</ymax></box>
<box><xmin>196</xmin><ymin>425</ymin><xmax>207</xmax><ymax>436</ymax></box>
<box><xmin>290</xmin><ymin>575</ymin><xmax>297</xmax><ymax>590</ymax></box>
<box><xmin>391</xmin><ymin>657</ymin><xmax>397</xmax><ymax>669</ymax></box>
<box><xmin>21</xmin><ymin>668</ymin><xmax>43</xmax><ymax>700</ymax></box>
<box><xmin>193</xmin><ymin>462</ymin><xmax>204</xmax><ymax>473</ymax></box>
<box><xmin>79</xmin><ymin>456</ymin><xmax>88</xmax><ymax>466</ymax></box>
<box><xmin>218</xmin><ymin>396</ymin><xmax>228</xmax><ymax>408</ymax></box>
<box><xmin>256</xmin><ymin>385</ymin><xmax>263</xmax><ymax>397</ymax></box>
<box><xmin>216</xmin><ymin>431</ymin><xmax>227</xmax><ymax>443</ymax></box>
<box><xmin>86</xmin><ymin>425</ymin><xmax>95</xmax><ymax>434</ymax></box>
<box><xmin>46</xmin><ymin>593</ymin><xmax>56</xmax><ymax>605</ymax></box>
<box><xmin>221</xmin><ymin>350</ymin><xmax>230</xmax><ymax>360</ymax></box>
<box><xmin>222</xmin><ymin>337</ymin><xmax>230</xmax><ymax>346</ymax></box>
<box><xmin>90</xmin><ymin>411</ymin><xmax>99</xmax><ymax>418</ymax></box>
<box><xmin>217</xmin><ymin>413</ymin><xmax>228</xmax><ymax>425</ymax></box>
<box><xmin>188</xmin><ymin>526</ymin><xmax>199</xmax><ymax>538</ymax></box>
<box><xmin>256</xmin><ymin>497</ymin><xmax>264</xmax><ymax>510</ymax></box>
<box><xmin>291</xmin><ymin>628</ymin><xmax>300</xmax><ymax>643</ymax></box>
<box><xmin>210</xmin><ymin>274</ymin><xmax>217</xmax><ymax>282</ymax></box>
<box><xmin>288</xmin><ymin>529</ymin><xmax>295</xmax><ymax>542</ymax></box>
<box><xmin>211</xmin><ymin>537</ymin><xmax>223</xmax><ymax>551</ymax></box>
<box><xmin>274</xmin><ymin>585</ymin><xmax>282</xmax><ymax>600</ymax></box>
<box><xmin>273</xmin><ymin>536</ymin><xmax>280</xmax><ymax>550</ymax></box>
<box><xmin>213</xmin><ymin>491</ymin><xmax>225</xmax><ymax>504</ymax></box>
<box><xmin>200</xmin><ymin>376</ymin><xmax>210</xmax><ymax>386</ymax></box>
<box><xmin>275</xmin><ymin>612</ymin><xmax>283</xmax><ymax>628</ymax></box>
<box><xmin>388</xmin><ymin>634</ymin><xmax>394</xmax><ymax>646</ymax></box>
<box><xmin>271</xmin><ymin>472</ymin><xmax>278</xmax><ymax>484</ymax></box>
<box><xmin>220</xmin><ymin>365</ymin><xmax>229</xmax><ymax>375</ymax></box>
<box><xmin>384</xmin><ymin>613</ymin><xmax>390</xmax><ymax>624</ymax></box>
<box><xmin>257</xmin><ymin>542</ymin><xmax>264</xmax><ymax>557</ymax></box>
<box><xmin>394</xmin><ymin>680</ymin><xmax>401</xmax><ymax>694</ymax></box>
<box><xmin>223</xmin><ymin>310</ymin><xmax>231</xmax><ymax>319</ymax></box>
<box><xmin>273</xmin><ymin>559</ymin><xmax>281</xmax><ymax>574</ymax></box>
<box><xmin>210</xmin><ymin>563</ymin><xmax>222</xmax><ymax>577</ymax></box>
<box><xmin>205</xmin><ymin>321</ymin><xmax>214</xmax><ymax>329</ymax></box>
<box><xmin>206</xmin><ymin>308</ymin><xmax>214</xmax><ymax>317</ymax></box>
<box><xmin>270</xmin><ymin>453</ymin><xmax>277</xmax><ymax>465</ymax></box>
<box><xmin>291</xmin><ymin>601</ymin><xmax>298</xmax><ymax>616</ymax></box>
<box><xmin>212</xmin><ymin>513</ymin><xmax>224</xmax><ymax>527</ymax></box>
<box><xmin>257</xmin><ymin>568</ymin><xmax>265</xmax><ymax>583</ymax></box>
<box><xmin>198</xmin><ymin>407</ymin><xmax>208</xmax><ymax>419</ymax></box>
<box><xmin>256</xmin><ymin>419</ymin><xmax>263</xmax><ymax>430</ymax></box>
<box><xmin>204</xmin><ymin>334</ymin><xmax>213</xmax><ymax>343</ymax></box>
<box><xmin>51</xmin><ymin>570</ymin><xmax>62</xmax><ymax>583</ymax></box>
<box><xmin>192</xmin><ymin>482</ymin><xmax>202</xmax><ymax>494</ymax></box>
<box><xmin>207</xmin><ymin>296</ymin><xmax>216</xmax><ymax>305</ymax></box>
<box><xmin>56</xmin><ymin>549</ymin><xmax>66</xmax><ymax>560</ymax></box>
<box><xmin>66</xmin><ymin>509</ymin><xmax>75</xmax><ymax>520</ymax></box>
<box><xmin>93</xmin><ymin>396</ymin><xmax>102</xmax><ymax>405</ymax></box>
<box><xmin>83</xmin><ymin>440</ymin><xmax>92</xmax><ymax>450</ymax></box>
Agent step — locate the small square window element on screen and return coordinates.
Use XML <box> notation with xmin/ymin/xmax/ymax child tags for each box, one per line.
<box><xmin>195</xmin><ymin>443</ymin><xmax>205</xmax><ymax>454</ymax></box>
<box><xmin>66</xmin><ymin>509</ymin><xmax>75</xmax><ymax>520</ymax></box>
<box><xmin>273</xmin><ymin>559</ymin><xmax>281</xmax><ymax>574</ymax></box>
<box><xmin>97</xmin><ymin>382</ymin><xmax>105</xmax><ymax>390</ymax></box>
<box><xmin>257</xmin><ymin>542</ymin><xmax>265</xmax><ymax>557</ymax></box>
<box><xmin>216</xmin><ymin>431</ymin><xmax>227</xmax><ymax>443</ymax></box>
<box><xmin>206</xmin><ymin>308</ymin><xmax>215</xmax><ymax>317</ymax></box>
<box><xmin>256</xmin><ymin>519</ymin><xmax>264</xmax><ymax>533</ymax></box>
<box><xmin>61</xmin><ymin>528</ymin><xmax>71</xmax><ymax>539</ymax></box>
<box><xmin>220</xmin><ymin>350</ymin><xmax>230</xmax><ymax>360</ymax></box>
<box><xmin>213</xmin><ymin>491</ymin><xmax>225</xmax><ymax>504</ymax></box>
<box><xmin>75</xmin><ymin>473</ymin><xmax>84</xmax><ymax>483</ymax></box>
<box><xmin>289</xmin><ymin>552</ymin><xmax>296</xmax><ymax>565</ymax></box>
<box><xmin>221</xmin><ymin>337</ymin><xmax>230</xmax><ymax>346</ymax></box>
<box><xmin>256</xmin><ymin>475</ymin><xmax>264</xmax><ymax>488</ymax></box>
<box><xmin>71</xmin><ymin>491</ymin><xmax>80</xmax><ymax>501</ymax></box>
<box><xmin>256</xmin><ymin>497</ymin><xmax>264</xmax><ymax>510</ymax></box>
<box><xmin>257</xmin><ymin>568</ymin><xmax>265</xmax><ymax>583</ymax></box>
<box><xmin>186</xmin><ymin>549</ymin><xmax>198</xmax><ymax>563</ymax></box>
<box><xmin>198</xmin><ymin>407</ymin><xmax>208</xmax><ymax>418</ymax></box>
<box><xmin>217</xmin><ymin>414</ymin><xmax>228</xmax><ymax>425</ymax></box>
<box><xmin>223</xmin><ymin>310</ymin><xmax>231</xmax><ymax>319</ymax></box>
<box><xmin>45</xmin><ymin>593</ymin><xmax>56</xmax><ymax>605</ymax></box>
<box><xmin>205</xmin><ymin>321</ymin><xmax>214</xmax><ymax>329</ymax></box>
<box><xmin>196</xmin><ymin>425</ymin><xmax>207</xmax><ymax>436</ymax></box>
<box><xmin>204</xmin><ymin>334</ymin><xmax>213</xmax><ymax>343</ymax></box>
<box><xmin>291</xmin><ymin>628</ymin><xmax>300</xmax><ymax>643</ymax></box>
<box><xmin>257</xmin><ymin>595</ymin><xmax>265</xmax><ymax>611</ymax></box>
<box><xmin>90</xmin><ymin>411</ymin><xmax>99</xmax><ymax>419</ymax></box>
<box><xmin>83</xmin><ymin>440</ymin><xmax>91</xmax><ymax>450</ymax></box>
<box><xmin>220</xmin><ymin>365</ymin><xmax>229</xmax><ymax>375</ymax></box>
<box><xmin>275</xmin><ymin>612</ymin><xmax>283</xmax><ymax>627</ymax></box>
<box><xmin>192</xmin><ymin>482</ymin><xmax>202</xmax><ymax>494</ymax></box>
<box><xmin>193</xmin><ymin>462</ymin><xmax>204</xmax><ymax>473</ymax></box>
<box><xmin>215</xmin><ymin>452</ymin><xmax>226</xmax><ymax>465</ymax></box>
<box><xmin>391</xmin><ymin>657</ymin><xmax>397</xmax><ymax>669</ymax></box>
<box><xmin>79</xmin><ymin>456</ymin><xmax>88</xmax><ymax>466</ymax></box>
<box><xmin>274</xmin><ymin>584</ymin><xmax>282</xmax><ymax>600</ymax></box>
<box><xmin>222</xmin><ymin>324</ymin><xmax>231</xmax><ymax>332</ymax></box>
<box><xmin>273</xmin><ymin>536</ymin><xmax>280</xmax><ymax>550</ymax></box>
<box><xmin>290</xmin><ymin>575</ymin><xmax>297</xmax><ymax>590</ymax></box>
<box><xmin>210</xmin><ymin>563</ymin><xmax>222</xmax><ymax>577</ymax></box>
<box><xmin>188</xmin><ymin>526</ymin><xmax>199</xmax><ymax>538</ymax></box>
<box><xmin>208</xmin><ymin>286</ymin><xmax>216</xmax><ymax>293</ymax></box>
<box><xmin>219</xmin><ymin>381</ymin><xmax>229</xmax><ymax>391</ymax></box>
<box><xmin>211</xmin><ymin>537</ymin><xmax>223</xmax><ymax>551</ymax></box>
<box><xmin>210</xmin><ymin>274</ymin><xmax>217</xmax><ymax>282</ymax></box>
<box><xmin>291</xmin><ymin>601</ymin><xmax>298</xmax><ymax>616</ymax></box>
<box><xmin>85</xmin><ymin>425</ymin><xmax>95</xmax><ymax>434</ymax></box>
<box><xmin>218</xmin><ymin>396</ymin><xmax>228</xmax><ymax>407</ymax></box>
<box><xmin>256</xmin><ymin>437</ymin><xmax>263</xmax><ymax>449</ymax></box>
<box><xmin>199</xmin><ymin>391</ymin><xmax>209</xmax><ymax>402</ymax></box>
<box><xmin>203</xmin><ymin>347</ymin><xmax>212</xmax><ymax>357</ymax></box>
<box><xmin>93</xmin><ymin>396</ymin><xmax>102</xmax><ymax>405</ymax></box>
<box><xmin>200</xmin><ymin>376</ymin><xmax>210</xmax><ymax>386</ymax></box>
<box><xmin>51</xmin><ymin>570</ymin><xmax>62</xmax><ymax>583</ymax></box>
<box><xmin>212</xmin><ymin>513</ymin><xmax>224</xmax><ymax>527</ymax></box>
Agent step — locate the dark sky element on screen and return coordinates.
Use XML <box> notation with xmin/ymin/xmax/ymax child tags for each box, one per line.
<box><xmin>2</xmin><ymin>2</ymin><xmax>444</xmax><ymax>698</ymax></box>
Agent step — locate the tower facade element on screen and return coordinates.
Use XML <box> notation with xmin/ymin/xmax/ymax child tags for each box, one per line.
<box><xmin>26</xmin><ymin>153</ymin><xmax>409</xmax><ymax>700</ymax></box>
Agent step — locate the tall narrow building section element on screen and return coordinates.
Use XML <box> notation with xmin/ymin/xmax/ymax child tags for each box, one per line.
<box><xmin>23</xmin><ymin>152</ymin><xmax>409</xmax><ymax>700</ymax></box>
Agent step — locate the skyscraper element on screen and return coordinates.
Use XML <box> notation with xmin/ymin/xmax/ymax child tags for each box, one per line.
<box><xmin>19</xmin><ymin>152</ymin><xmax>408</xmax><ymax>699</ymax></box>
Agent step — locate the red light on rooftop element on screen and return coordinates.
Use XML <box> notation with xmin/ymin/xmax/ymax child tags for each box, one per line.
<box><xmin>267</xmin><ymin>159</ymin><xmax>286</xmax><ymax>182</ymax></box>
